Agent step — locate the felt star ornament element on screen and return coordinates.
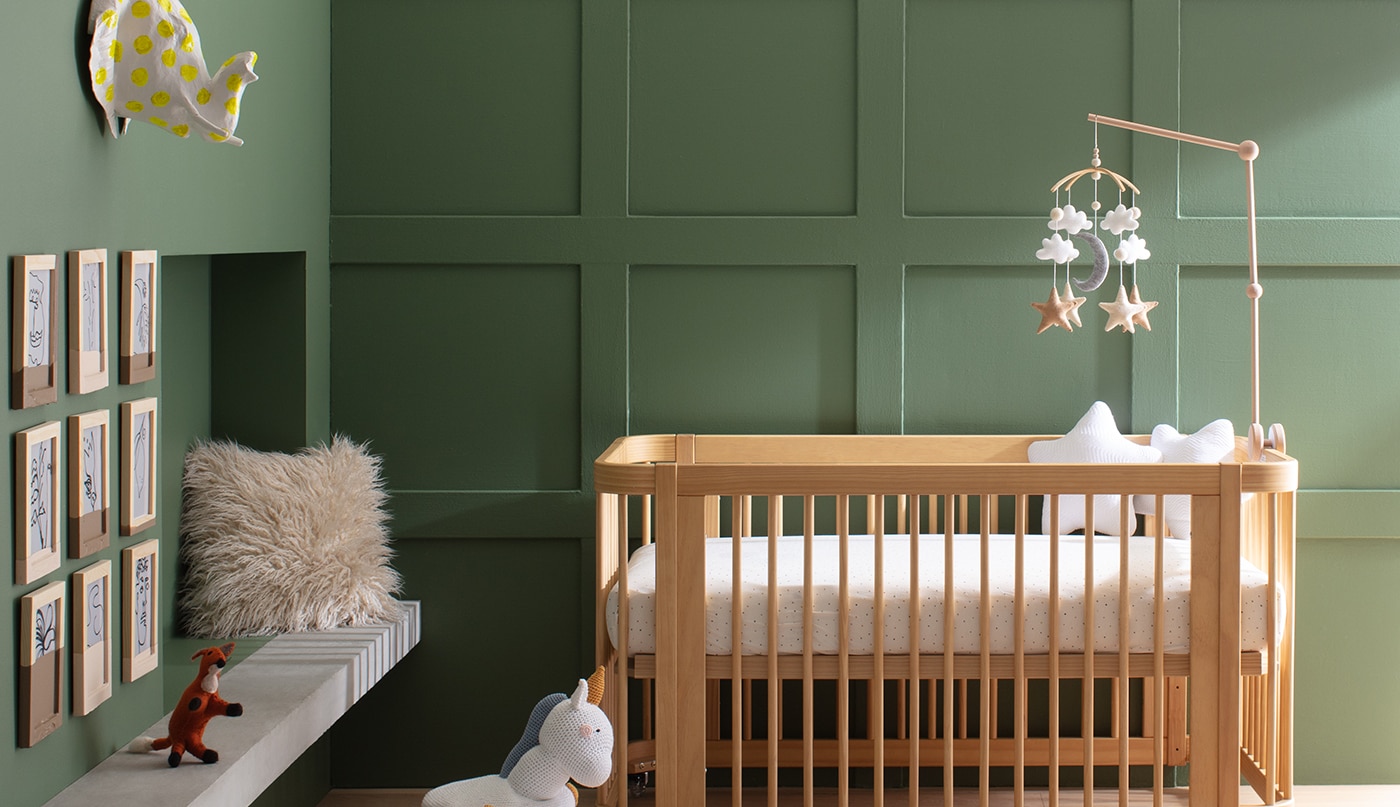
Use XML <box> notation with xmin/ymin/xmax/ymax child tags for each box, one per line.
<box><xmin>1031</xmin><ymin>286</ymin><xmax>1082</xmax><ymax>334</ymax></box>
<box><xmin>1128</xmin><ymin>284</ymin><xmax>1158</xmax><ymax>331</ymax></box>
<box><xmin>1062</xmin><ymin>282</ymin><xmax>1086</xmax><ymax>328</ymax></box>
<box><xmin>1100</xmin><ymin>284</ymin><xmax>1147</xmax><ymax>333</ymax></box>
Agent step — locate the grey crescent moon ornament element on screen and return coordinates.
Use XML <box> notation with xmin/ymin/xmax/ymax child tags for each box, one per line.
<box><xmin>1069</xmin><ymin>231</ymin><xmax>1110</xmax><ymax>292</ymax></box>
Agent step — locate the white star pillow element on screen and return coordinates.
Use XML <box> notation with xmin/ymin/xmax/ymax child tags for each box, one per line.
<box><xmin>1134</xmin><ymin>419</ymin><xmax>1235</xmax><ymax>540</ymax></box>
<box><xmin>1028</xmin><ymin>402</ymin><xmax>1161</xmax><ymax>536</ymax></box>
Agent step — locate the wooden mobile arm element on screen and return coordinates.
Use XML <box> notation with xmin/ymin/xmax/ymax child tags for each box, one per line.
<box><xmin>1087</xmin><ymin>113</ymin><xmax>1283</xmax><ymax>459</ymax></box>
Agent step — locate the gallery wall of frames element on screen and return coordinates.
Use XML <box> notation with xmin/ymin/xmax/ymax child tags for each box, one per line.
<box><xmin>14</xmin><ymin>248</ymin><xmax>160</xmax><ymax>748</ymax></box>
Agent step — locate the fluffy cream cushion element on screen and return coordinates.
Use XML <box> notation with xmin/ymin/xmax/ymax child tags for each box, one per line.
<box><xmin>180</xmin><ymin>437</ymin><xmax>402</xmax><ymax>637</ymax></box>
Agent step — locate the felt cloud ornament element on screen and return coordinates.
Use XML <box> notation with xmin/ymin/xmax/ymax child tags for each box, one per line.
<box><xmin>1048</xmin><ymin>204</ymin><xmax>1093</xmax><ymax>235</ymax></box>
<box><xmin>1113</xmin><ymin>233</ymin><xmax>1152</xmax><ymax>264</ymax></box>
<box><xmin>88</xmin><ymin>0</ymin><xmax>258</xmax><ymax>145</ymax></box>
<box><xmin>1035</xmin><ymin>233</ymin><xmax>1080</xmax><ymax>264</ymax></box>
<box><xmin>1100</xmin><ymin>203</ymin><xmax>1141</xmax><ymax>236</ymax></box>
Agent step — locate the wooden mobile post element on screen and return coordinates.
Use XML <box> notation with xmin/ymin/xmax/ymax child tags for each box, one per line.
<box><xmin>1086</xmin><ymin>113</ymin><xmax>1284</xmax><ymax>460</ymax></box>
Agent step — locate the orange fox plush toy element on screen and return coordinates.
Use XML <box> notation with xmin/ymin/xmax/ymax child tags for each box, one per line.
<box><xmin>128</xmin><ymin>643</ymin><xmax>244</xmax><ymax>767</ymax></box>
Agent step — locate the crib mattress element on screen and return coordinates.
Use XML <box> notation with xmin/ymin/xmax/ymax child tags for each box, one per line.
<box><xmin>606</xmin><ymin>533</ymin><xmax>1283</xmax><ymax>656</ymax></box>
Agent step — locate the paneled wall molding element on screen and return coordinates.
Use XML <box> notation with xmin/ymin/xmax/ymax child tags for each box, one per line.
<box><xmin>329</xmin><ymin>0</ymin><xmax>1400</xmax><ymax>785</ymax></box>
<box><xmin>1299</xmin><ymin>491</ymin><xmax>1400</xmax><ymax>541</ymax></box>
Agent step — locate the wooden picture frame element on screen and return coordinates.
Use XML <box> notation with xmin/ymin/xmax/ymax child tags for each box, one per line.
<box><xmin>120</xmin><ymin>398</ymin><xmax>157</xmax><ymax>536</ymax></box>
<box><xmin>20</xmin><ymin>580</ymin><xmax>65</xmax><ymax>747</ymax></box>
<box><xmin>16</xmin><ymin>421</ymin><xmax>62</xmax><ymax>585</ymax></box>
<box><xmin>73</xmin><ymin>560</ymin><xmax>113</xmax><ymax>716</ymax></box>
<box><xmin>68</xmin><ymin>249</ymin><xmax>110</xmax><ymax>394</ymax></box>
<box><xmin>120</xmin><ymin>250</ymin><xmax>156</xmax><ymax>384</ymax></box>
<box><xmin>122</xmin><ymin>539</ymin><xmax>158</xmax><ymax>682</ymax></box>
<box><xmin>13</xmin><ymin>254</ymin><xmax>59</xmax><ymax>409</ymax></box>
<box><xmin>68</xmin><ymin>410</ymin><xmax>111</xmax><ymax>558</ymax></box>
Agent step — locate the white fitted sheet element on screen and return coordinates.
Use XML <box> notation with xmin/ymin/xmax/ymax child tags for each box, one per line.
<box><xmin>606</xmin><ymin>534</ymin><xmax>1282</xmax><ymax>656</ymax></box>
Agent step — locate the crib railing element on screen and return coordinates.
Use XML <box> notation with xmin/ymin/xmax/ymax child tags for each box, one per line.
<box><xmin>594</xmin><ymin>434</ymin><xmax>1297</xmax><ymax>807</ymax></box>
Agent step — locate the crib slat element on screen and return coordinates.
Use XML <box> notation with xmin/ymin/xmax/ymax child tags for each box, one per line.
<box><xmin>1014</xmin><ymin>494</ymin><xmax>1027</xmax><ymax>807</ymax></box>
<box><xmin>979</xmin><ymin>494</ymin><xmax>992</xmax><ymax>806</ymax></box>
<box><xmin>1049</xmin><ymin>494</ymin><xmax>1060</xmax><ymax>807</ymax></box>
<box><xmin>873</xmin><ymin>495</ymin><xmax>885</xmax><ymax>807</ymax></box>
<box><xmin>838</xmin><ymin>495</ymin><xmax>851</xmax><ymax>807</ymax></box>
<box><xmin>731</xmin><ymin>497</ymin><xmax>742</xmax><ymax>807</ymax></box>
<box><xmin>617</xmin><ymin>495</ymin><xmax>632</xmax><ymax>807</ymax></box>
<box><xmin>595</xmin><ymin>493</ymin><xmax>621</xmax><ymax>807</ymax></box>
<box><xmin>907</xmin><ymin>494</ymin><xmax>921</xmax><ymax>806</ymax></box>
<box><xmin>1119</xmin><ymin>494</ymin><xmax>1130</xmax><ymax>807</ymax></box>
<box><xmin>943</xmin><ymin>494</ymin><xmax>955</xmax><ymax>807</ymax></box>
<box><xmin>1266</xmin><ymin>492</ymin><xmax>1279</xmax><ymax>804</ymax></box>
<box><xmin>959</xmin><ymin>681</ymin><xmax>968</xmax><ymax>741</ymax></box>
<box><xmin>1154</xmin><ymin>494</ymin><xmax>1166</xmax><ymax>807</ymax></box>
<box><xmin>1279</xmin><ymin>490</ymin><xmax>1297</xmax><ymax>801</ymax></box>
<box><xmin>803</xmin><ymin>495</ymin><xmax>815</xmax><ymax>807</ymax></box>
<box><xmin>1082</xmin><ymin>495</ymin><xmax>1094</xmax><ymax>807</ymax></box>
<box><xmin>767</xmin><ymin>495</ymin><xmax>780</xmax><ymax>807</ymax></box>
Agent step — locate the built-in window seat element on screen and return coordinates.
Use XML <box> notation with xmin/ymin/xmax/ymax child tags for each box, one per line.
<box><xmin>43</xmin><ymin>601</ymin><xmax>421</xmax><ymax>807</ymax></box>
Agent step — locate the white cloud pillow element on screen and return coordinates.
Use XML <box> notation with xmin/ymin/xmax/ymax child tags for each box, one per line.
<box><xmin>1028</xmin><ymin>402</ymin><xmax>1161</xmax><ymax>536</ymax></box>
<box><xmin>1134</xmin><ymin>419</ymin><xmax>1235</xmax><ymax>540</ymax></box>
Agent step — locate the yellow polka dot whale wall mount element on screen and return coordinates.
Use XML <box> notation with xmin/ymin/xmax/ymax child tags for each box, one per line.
<box><xmin>87</xmin><ymin>0</ymin><xmax>258</xmax><ymax>145</ymax></box>
<box><xmin>1032</xmin><ymin>118</ymin><xmax>1157</xmax><ymax>335</ymax></box>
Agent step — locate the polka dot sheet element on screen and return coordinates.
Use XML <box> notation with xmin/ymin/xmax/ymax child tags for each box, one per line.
<box><xmin>606</xmin><ymin>534</ymin><xmax>1282</xmax><ymax>656</ymax></box>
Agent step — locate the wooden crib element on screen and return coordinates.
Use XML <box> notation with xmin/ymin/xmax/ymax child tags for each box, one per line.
<box><xmin>594</xmin><ymin>433</ymin><xmax>1296</xmax><ymax>807</ymax></box>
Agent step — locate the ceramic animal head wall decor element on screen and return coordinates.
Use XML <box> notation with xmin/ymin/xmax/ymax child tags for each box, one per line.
<box><xmin>87</xmin><ymin>0</ymin><xmax>258</xmax><ymax>145</ymax></box>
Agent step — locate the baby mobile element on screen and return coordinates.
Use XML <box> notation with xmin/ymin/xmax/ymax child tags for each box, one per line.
<box><xmin>1032</xmin><ymin>122</ymin><xmax>1158</xmax><ymax>334</ymax></box>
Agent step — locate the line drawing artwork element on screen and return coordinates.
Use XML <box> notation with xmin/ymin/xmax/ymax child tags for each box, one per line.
<box><xmin>29</xmin><ymin>439</ymin><xmax>52</xmax><ymax>554</ymax></box>
<box><xmin>133</xmin><ymin>412</ymin><xmax>150</xmax><ymax>517</ymax></box>
<box><xmin>87</xmin><ymin>578</ymin><xmax>105</xmax><ymax>648</ymax></box>
<box><xmin>82</xmin><ymin>425</ymin><xmax>103</xmax><ymax>515</ymax></box>
<box><xmin>134</xmin><ymin>555</ymin><xmax>151</xmax><ymax>655</ymax></box>
<box><xmin>82</xmin><ymin>262</ymin><xmax>101</xmax><ymax>352</ymax></box>
<box><xmin>35</xmin><ymin>601</ymin><xmax>57</xmax><ymax>659</ymax></box>
<box><xmin>133</xmin><ymin>266</ymin><xmax>151</xmax><ymax>355</ymax></box>
<box><xmin>27</xmin><ymin>270</ymin><xmax>49</xmax><ymax>367</ymax></box>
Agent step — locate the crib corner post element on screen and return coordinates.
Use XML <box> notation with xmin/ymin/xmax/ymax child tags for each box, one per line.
<box><xmin>1189</xmin><ymin>465</ymin><xmax>1243</xmax><ymax>807</ymax></box>
<box><xmin>653</xmin><ymin>460</ymin><xmax>707</xmax><ymax>807</ymax></box>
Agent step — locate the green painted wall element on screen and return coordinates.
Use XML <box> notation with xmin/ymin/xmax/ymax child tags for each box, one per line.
<box><xmin>0</xmin><ymin>2</ymin><xmax>330</xmax><ymax>806</ymax></box>
<box><xmin>328</xmin><ymin>0</ymin><xmax>1400</xmax><ymax>791</ymax></box>
<box><xmin>9</xmin><ymin>0</ymin><xmax>1400</xmax><ymax>804</ymax></box>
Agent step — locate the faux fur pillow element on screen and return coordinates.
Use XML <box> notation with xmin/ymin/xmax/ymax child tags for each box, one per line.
<box><xmin>180</xmin><ymin>437</ymin><xmax>402</xmax><ymax>637</ymax></box>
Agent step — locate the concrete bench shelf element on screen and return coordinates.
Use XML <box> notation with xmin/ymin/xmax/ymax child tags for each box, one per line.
<box><xmin>43</xmin><ymin>601</ymin><xmax>421</xmax><ymax>807</ymax></box>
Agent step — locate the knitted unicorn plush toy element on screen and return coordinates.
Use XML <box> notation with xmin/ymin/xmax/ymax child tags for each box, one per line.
<box><xmin>423</xmin><ymin>667</ymin><xmax>614</xmax><ymax>807</ymax></box>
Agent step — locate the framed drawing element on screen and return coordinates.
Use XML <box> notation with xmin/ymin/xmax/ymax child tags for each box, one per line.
<box><xmin>120</xmin><ymin>250</ymin><xmax>156</xmax><ymax>384</ymax></box>
<box><xmin>20</xmin><ymin>580</ymin><xmax>65</xmax><ymax>747</ymax></box>
<box><xmin>120</xmin><ymin>398</ymin><xmax>157</xmax><ymax>536</ymax></box>
<box><xmin>12</xmin><ymin>254</ymin><xmax>59</xmax><ymax>409</ymax></box>
<box><xmin>16</xmin><ymin>421</ymin><xmax>62</xmax><ymax>585</ymax></box>
<box><xmin>73</xmin><ymin>560</ymin><xmax>113</xmax><ymax>716</ymax></box>
<box><xmin>68</xmin><ymin>410</ymin><xmax>111</xmax><ymax>558</ymax></box>
<box><xmin>122</xmin><ymin>539</ymin><xmax>158</xmax><ymax>682</ymax></box>
<box><xmin>68</xmin><ymin>249</ymin><xmax>110</xmax><ymax>394</ymax></box>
